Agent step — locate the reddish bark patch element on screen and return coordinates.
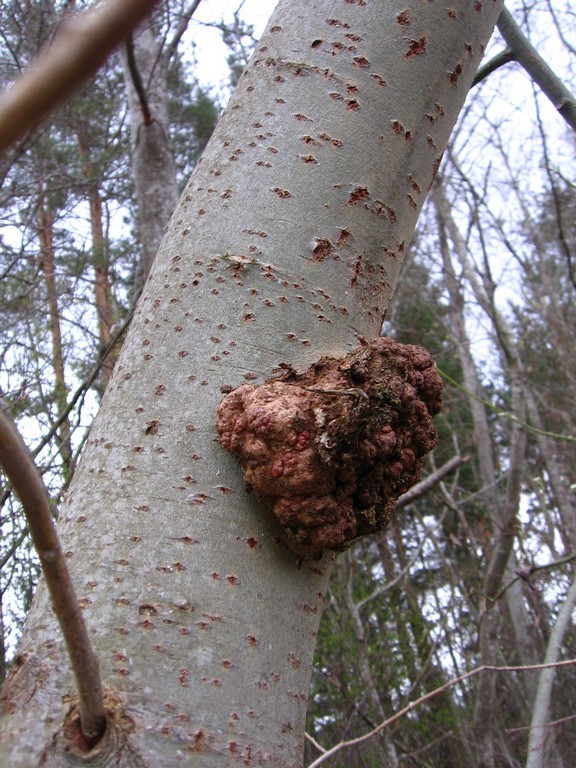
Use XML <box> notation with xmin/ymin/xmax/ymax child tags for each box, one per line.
<box><xmin>313</xmin><ymin>238</ymin><xmax>333</xmax><ymax>261</ymax></box>
<box><xmin>371</xmin><ymin>73</ymin><xmax>387</xmax><ymax>86</ymax></box>
<box><xmin>370</xmin><ymin>199</ymin><xmax>396</xmax><ymax>222</ymax></box>
<box><xmin>216</xmin><ymin>339</ymin><xmax>442</xmax><ymax>554</ymax></box>
<box><xmin>448</xmin><ymin>61</ymin><xmax>464</xmax><ymax>86</ymax></box>
<box><xmin>46</xmin><ymin>690</ymin><xmax>139</xmax><ymax>761</ymax></box>
<box><xmin>405</xmin><ymin>37</ymin><xmax>427</xmax><ymax>58</ymax></box>
<box><xmin>337</xmin><ymin>228</ymin><xmax>351</xmax><ymax>246</ymax></box>
<box><xmin>347</xmin><ymin>185</ymin><xmax>370</xmax><ymax>205</ymax></box>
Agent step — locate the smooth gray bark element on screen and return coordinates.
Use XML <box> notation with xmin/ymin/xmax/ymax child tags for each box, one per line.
<box><xmin>0</xmin><ymin>1</ymin><xmax>504</xmax><ymax>764</ymax></box>
<box><xmin>525</xmin><ymin>572</ymin><xmax>576</xmax><ymax>768</ymax></box>
<box><xmin>121</xmin><ymin>24</ymin><xmax>180</xmax><ymax>284</ymax></box>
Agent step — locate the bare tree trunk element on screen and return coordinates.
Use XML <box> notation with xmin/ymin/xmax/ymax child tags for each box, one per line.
<box><xmin>431</xmin><ymin>177</ymin><xmax>501</xmax><ymax>518</ymax></box>
<box><xmin>89</xmin><ymin>188</ymin><xmax>118</xmax><ymax>387</ymax></box>
<box><xmin>525</xmin><ymin>572</ymin><xmax>576</xmax><ymax>768</ymax></box>
<box><xmin>76</xmin><ymin>124</ymin><xmax>119</xmax><ymax>391</ymax></box>
<box><xmin>432</xmin><ymin>167</ymin><xmax>572</xmax><ymax>766</ymax></box>
<box><xmin>121</xmin><ymin>23</ymin><xmax>179</xmax><ymax>285</ymax></box>
<box><xmin>524</xmin><ymin>386</ymin><xmax>576</xmax><ymax>548</ymax></box>
<box><xmin>38</xmin><ymin>192</ymin><xmax>74</xmax><ymax>484</ymax></box>
<box><xmin>431</xmin><ymin>176</ymin><xmax>538</xmax><ymax>766</ymax></box>
<box><xmin>0</xmin><ymin>2</ymin><xmax>504</xmax><ymax>764</ymax></box>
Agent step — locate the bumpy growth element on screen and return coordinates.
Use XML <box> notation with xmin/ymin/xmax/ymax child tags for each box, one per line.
<box><xmin>216</xmin><ymin>338</ymin><xmax>442</xmax><ymax>554</ymax></box>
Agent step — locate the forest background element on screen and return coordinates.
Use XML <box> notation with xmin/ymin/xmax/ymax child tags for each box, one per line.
<box><xmin>0</xmin><ymin>1</ymin><xmax>575</xmax><ymax>766</ymax></box>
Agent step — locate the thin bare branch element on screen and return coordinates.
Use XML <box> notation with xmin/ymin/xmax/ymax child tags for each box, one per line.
<box><xmin>306</xmin><ymin>659</ymin><xmax>576</xmax><ymax>768</ymax></box>
<box><xmin>0</xmin><ymin>529</ymin><xmax>27</xmax><ymax>572</ymax></box>
<box><xmin>356</xmin><ymin>509</ymin><xmax>449</xmax><ymax>611</ymax></box>
<box><xmin>497</xmin><ymin>7</ymin><xmax>576</xmax><ymax>132</ymax></box>
<box><xmin>0</xmin><ymin>309</ymin><xmax>134</xmax><ymax>579</ymax></box>
<box><xmin>397</xmin><ymin>729</ymin><xmax>454</xmax><ymax>764</ymax></box>
<box><xmin>0</xmin><ymin>0</ymin><xmax>162</xmax><ymax>153</ymax></box>
<box><xmin>474</xmin><ymin>553</ymin><xmax>576</xmax><ymax>646</ymax></box>
<box><xmin>396</xmin><ymin>454</ymin><xmax>466</xmax><ymax>509</ymax></box>
<box><xmin>124</xmin><ymin>35</ymin><xmax>153</xmax><ymax>126</ymax></box>
<box><xmin>472</xmin><ymin>48</ymin><xmax>515</xmax><ymax>87</ymax></box>
<box><xmin>507</xmin><ymin>712</ymin><xmax>576</xmax><ymax>734</ymax></box>
<box><xmin>526</xmin><ymin>571</ymin><xmax>576</xmax><ymax>768</ymax></box>
<box><xmin>439</xmin><ymin>367</ymin><xmax>576</xmax><ymax>444</ymax></box>
<box><xmin>305</xmin><ymin>731</ymin><xmax>328</xmax><ymax>755</ymax></box>
<box><xmin>32</xmin><ymin>303</ymin><xmax>135</xmax><ymax>461</ymax></box>
<box><xmin>164</xmin><ymin>0</ymin><xmax>203</xmax><ymax>62</ymax></box>
<box><xmin>0</xmin><ymin>406</ymin><xmax>105</xmax><ymax>747</ymax></box>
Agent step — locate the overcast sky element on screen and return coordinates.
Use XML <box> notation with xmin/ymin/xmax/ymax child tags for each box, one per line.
<box><xmin>189</xmin><ymin>0</ymin><xmax>277</xmax><ymax>96</ymax></box>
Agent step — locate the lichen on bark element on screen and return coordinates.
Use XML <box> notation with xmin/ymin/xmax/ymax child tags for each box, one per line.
<box><xmin>216</xmin><ymin>338</ymin><xmax>442</xmax><ymax>554</ymax></box>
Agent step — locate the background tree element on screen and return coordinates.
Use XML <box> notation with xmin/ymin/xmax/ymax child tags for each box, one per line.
<box><xmin>303</xmin><ymin>6</ymin><xmax>576</xmax><ymax>763</ymax></box>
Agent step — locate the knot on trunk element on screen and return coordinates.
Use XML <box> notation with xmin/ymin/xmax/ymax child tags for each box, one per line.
<box><xmin>216</xmin><ymin>338</ymin><xmax>442</xmax><ymax>554</ymax></box>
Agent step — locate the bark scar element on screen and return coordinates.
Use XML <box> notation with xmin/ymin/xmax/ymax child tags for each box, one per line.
<box><xmin>216</xmin><ymin>338</ymin><xmax>442</xmax><ymax>555</ymax></box>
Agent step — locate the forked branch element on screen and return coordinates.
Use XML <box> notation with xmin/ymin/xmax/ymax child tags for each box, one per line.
<box><xmin>471</xmin><ymin>7</ymin><xmax>576</xmax><ymax>134</ymax></box>
<box><xmin>497</xmin><ymin>7</ymin><xmax>576</xmax><ymax>132</ymax></box>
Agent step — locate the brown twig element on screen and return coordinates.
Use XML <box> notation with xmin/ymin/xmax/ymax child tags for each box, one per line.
<box><xmin>475</xmin><ymin>551</ymin><xmax>576</xmax><ymax>638</ymax></box>
<box><xmin>396</xmin><ymin>454</ymin><xmax>466</xmax><ymax>509</ymax></box>
<box><xmin>124</xmin><ymin>34</ymin><xmax>154</xmax><ymax>126</ymax></box>
<box><xmin>0</xmin><ymin>405</ymin><xmax>105</xmax><ymax>747</ymax></box>
<box><xmin>0</xmin><ymin>0</ymin><xmax>162</xmax><ymax>153</ymax></box>
<box><xmin>306</xmin><ymin>659</ymin><xmax>576</xmax><ymax>768</ymax></box>
<box><xmin>506</xmin><ymin>712</ymin><xmax>576</xmax><ymax>734</ymax></box>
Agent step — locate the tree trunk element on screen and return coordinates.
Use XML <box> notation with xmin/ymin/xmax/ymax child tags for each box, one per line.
<box><xmin>434</xmin><ymin>167</ymin><xmax>571</xmax><ymax>767</ymax></box>
<box><xmin>525</xmin><ymin>572</ymin><xmax>576</xmax><ymax>768</ymax></box>
<box><xmin>0</xmin><ymin>1</ymin><xmax>504</xmax><ymax>764</ymax></box>
<box><xmin>76</xmin><ymin>123</ymin><xmax>119</xmax><ymax>391</ymax></box>
<box><xmin>431</xmin><ymin>175</ymin><xmax>538</xmax><ymax>766</ymax></box>
<box><xmin>38</xmin><ymin>191</ymin><xmax>74</xmax><ymax>484</ymax></box>
<box><xmin>121</xmin><ymin>24</ymin><xmax>179</xmax><ymax>285</ymax></box>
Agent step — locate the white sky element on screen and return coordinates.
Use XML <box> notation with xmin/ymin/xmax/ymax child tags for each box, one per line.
<box><xmin>190</xmin><ymin>0</ymin><xmax>277</xmax><ymax>96</ymax></box>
